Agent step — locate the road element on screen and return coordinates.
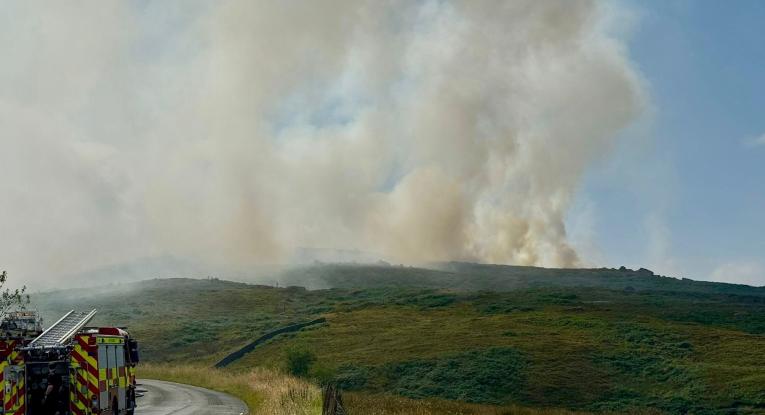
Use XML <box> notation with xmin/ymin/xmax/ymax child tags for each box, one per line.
<box><xmin>136</xmin><ymin>379</ymin><xmax>248</xmax><ymax>415</ymax></box>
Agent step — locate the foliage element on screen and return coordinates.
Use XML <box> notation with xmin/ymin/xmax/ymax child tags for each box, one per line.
<box><xmin>333</xmin><ymin>364</ymin><xmax>371</xmax><ymax>390</ymax></box>
<box><xmin>395</xmin><ymin>292</ymin><xmax>458</xmax><ymax>309</ymax></box>
<box><xmin>383</xmin><ymin>348</ymin><xmax>527</xmax><ymax>404</ymax></box>
<box><xmin>0</xmin><ymin>271</ymin><xmax>30</xmax><ymax>313</ymax></box>
<box><xmin>286</xmin><ymin>347</ymin><xmax>317</xmax><ymax>377</ymax></box>
<box><xmin>343</xmin><ymin>392</ymin><xmax>613</xmax><ymax>415</ymax></box>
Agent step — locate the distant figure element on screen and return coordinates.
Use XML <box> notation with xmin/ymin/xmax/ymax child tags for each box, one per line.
<box><xmin>42</xmin><ymin>363</ymin><xmax>63</xmax><ymax>415</ymax></box>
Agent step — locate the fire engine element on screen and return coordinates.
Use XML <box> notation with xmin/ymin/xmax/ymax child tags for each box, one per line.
<box><xmin>0</xmin><ymin>310</ymin><xmax>139</xmax><ymax>415</ymax></box>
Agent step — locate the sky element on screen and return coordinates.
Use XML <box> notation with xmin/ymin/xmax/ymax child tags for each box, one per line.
<box><xmin>567</xmin><ymin>0</ymin><xmax>765</xmax><ymax>285</ymax></box>
<box><xmin>0</xmin><ymin>1</ymin><xmax>762</xmax><ymax>288</ymax></box>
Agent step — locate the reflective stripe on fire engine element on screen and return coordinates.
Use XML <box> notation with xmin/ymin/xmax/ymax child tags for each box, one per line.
<box><xmin>69</xmin><ymin>365</ymin><xmax>88</xmax><ymax>415</ymax></box>
<box><xmin>0</xmin><ymin>354</ymin><xmax>7</xmax><ymax>410</ymax></box>
<box><xmin>101</xmin><ymin>366</ymin><xmax>126</xmax><ymax>390</ymax></box>
<box><xmin>3</xmin><ymin>366</ymin><xmax>24</xmax><ymax>415</ymax></box>
<box><xmin>72</xmin><ymin>336</ymin><xmax>100</xmax><ymax>399</ymax></box>
<box><xmin>99</xmin><ymin>365</ymin><xmax>108</xmax><ymax>410</ymax></box>
<box><xmin>2</xmin><ymin>347</ymin><xmax>25</xmax><ymax>415</ymax></box>
<box><xmin>0</xmin><ymin>339</ymin><xmax>20</xmax><ymax>407</ymax></box>
<box><xmin>96</xmin><ymin>337</ymin><xmax>124</xmax><ymax>345</ymax></box>
<box><xmin>72</xmin><ymin>334</ymin><xmax>101</xmax><ymax>414</ymax></box>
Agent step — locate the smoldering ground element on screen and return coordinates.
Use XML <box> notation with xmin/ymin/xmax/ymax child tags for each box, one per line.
<box><xmin>0</xmin><ymin>0</ymin><xmax>643</xmax><ymax>288</ymax></box>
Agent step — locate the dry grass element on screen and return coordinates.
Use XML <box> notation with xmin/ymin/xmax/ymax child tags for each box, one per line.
<box><xmin>246</xmin><ymin>367</ymin><xmax>322</xmax><ymax>415</ymax></box>
<box><xmin>138</xmin><ymin>363</ymin><xmax>321</xmax><ymax>415</ymax></box>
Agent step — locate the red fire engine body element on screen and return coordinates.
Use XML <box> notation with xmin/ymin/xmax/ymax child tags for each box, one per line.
<box><xmin>0</xmin><ymin>310</ymin><xmax>139</xmax><ymax>415</ymax></box>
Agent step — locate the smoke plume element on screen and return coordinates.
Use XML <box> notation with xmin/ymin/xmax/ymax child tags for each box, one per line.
<box><xmin>0</xmin><ymin>1</ymin><xmax>643</xmax><ymax>286</ymax></box>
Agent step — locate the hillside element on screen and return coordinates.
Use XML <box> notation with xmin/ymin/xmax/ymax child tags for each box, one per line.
<box><xmin>33</xmin><ymin>264</ymin><xmax>765</xmax><ymax>414</ymax></box>
<box><xmin>278</xmin><ymin>262</ymin><xmax>764</xmax><ymax>295</ymax></box>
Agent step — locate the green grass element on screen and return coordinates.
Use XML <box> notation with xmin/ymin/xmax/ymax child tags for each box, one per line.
<box><xmin>383</xmin><ymin>347</ymin><xmax>527</xmax><ymax>404</ymax></box>
<box><xmin>33</xmin><ymin>264</ymin><xmax>765</xmax><ymax>414</ymax></box>
<box><xmin>342</xmin><ymin>392</ymin><xmax>615</xmax><ymax>415</ymax></box>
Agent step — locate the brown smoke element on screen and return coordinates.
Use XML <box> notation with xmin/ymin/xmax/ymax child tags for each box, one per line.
<box><xmin>0</xmin><ymin>1</ymin><xmax>643</xmax><ymax>285</ymax></box>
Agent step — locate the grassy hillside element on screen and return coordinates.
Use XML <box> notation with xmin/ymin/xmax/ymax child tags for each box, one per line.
<box><xmin>281</xmin><ymin>263</ymin><xmax>764</xmax><ymax>297</ymax></box>
<box><xmin>33</xmin><ymin>264</ymin><xmax>765</xmax><ymax>414</ymax></box>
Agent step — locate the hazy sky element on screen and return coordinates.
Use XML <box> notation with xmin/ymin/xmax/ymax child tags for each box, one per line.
<box><xmin>0</xmin><ymin>1</ymin><xmax>762</xmax><ymax>288</ymax></box>
<box><xmin>567</xmin><ymin>0</ymin><xmax>765</xmax><ymax>285</ymax></box>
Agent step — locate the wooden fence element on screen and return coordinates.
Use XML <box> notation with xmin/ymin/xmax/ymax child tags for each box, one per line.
<box><xmin>322</xmin><ymin>383</ymin><xmax>347</xmax><ymax>415</ymax></box>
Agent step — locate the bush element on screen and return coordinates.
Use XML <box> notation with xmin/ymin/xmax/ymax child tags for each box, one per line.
<box><xmin>308</xmin><ymin>363</ymin><xmax>335</xmax><ymax>386</ymax></box>
<box><xmin>396</xmin><ymin>292</ymin><xmax>458</xmax><ymax>309</ymax></box>
<box><xmin>285</xmin><ymin>348</ymin><xmax>316</xmax><ymax>377</ymax></box>
<box><xmin>333</xmin><ymin>364</ymin><xmax>370</xmax><ymax>390</ymax></box>
<box><xmin>384</xmin><ymin>347</ymin><xmax>527</xmax><ymax>405</ymax></box>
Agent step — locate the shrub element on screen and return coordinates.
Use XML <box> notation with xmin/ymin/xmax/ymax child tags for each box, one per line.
<box><xmin>384</xmin><ymin>347</ymin><xmax>527</xmax><ymax>405</ymax></box>
<box><xmin>397</xmin><ymin>292</ymin><xmax>458</xmax><ymax>309</ymax></box>
<box><xmin>333</xmin><ymin>364</ymin><xmax>370</xmax><ymax>390</ymax></box>
<box><xmin>308</xmin><ymin>363</ymin><xmax>336</xmax><ymax>386</ymax></box>
<box><xmin>286</xmin><ymin>348</ymin><xmax>317</xmax><ymax>377</ymax></box>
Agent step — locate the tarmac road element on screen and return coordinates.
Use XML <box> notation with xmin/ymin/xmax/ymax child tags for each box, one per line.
<box><xmin>135</xmin><ymin>379</ymin><xmax>247</xmax><ymax>415</ymax></box>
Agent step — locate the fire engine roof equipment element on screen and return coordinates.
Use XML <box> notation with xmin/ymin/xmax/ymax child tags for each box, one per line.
<box><xmin>28</xmin><ymin>309</ymin><xmax>97</xmax><ymax>348</ymax></box>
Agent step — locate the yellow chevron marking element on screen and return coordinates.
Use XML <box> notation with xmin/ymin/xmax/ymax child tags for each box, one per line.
<box><xmin>73</xmin><ymin>345</ymin><xmax>97</xmax><ymax>368</ymax></box>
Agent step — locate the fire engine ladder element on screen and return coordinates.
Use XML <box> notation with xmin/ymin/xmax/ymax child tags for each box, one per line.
<box><xmin>29</xmin><ymin>309</ymin><xmax>97</xmax><ymax>348</ymax></box>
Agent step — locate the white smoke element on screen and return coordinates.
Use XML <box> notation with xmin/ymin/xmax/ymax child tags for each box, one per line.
<box><xmin>0</xmin><ymin>0</ymin><xmax>643</xmax><ymax>286</ymax></box>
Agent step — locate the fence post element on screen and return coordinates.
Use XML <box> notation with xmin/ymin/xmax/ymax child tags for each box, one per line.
<box><xmin>322</xmin><ymin>383</ymin><xmax>346</xmax><ymax>415</ymax></box>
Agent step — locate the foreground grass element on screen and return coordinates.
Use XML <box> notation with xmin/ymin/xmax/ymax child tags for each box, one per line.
<box><xmin>139</xmin><ymin>363</ymin><xmax>322</xmax><ymax>415</ymax></box>
<box><xmin>343</xmin><ymin>392</ymin><xmax>615</xmax><ymax>415</ymax></box>
<box><xmin>138</xmin><ymin>364</ymin><xmax>592</xmax><ymax>415</ymax></box>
